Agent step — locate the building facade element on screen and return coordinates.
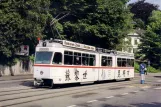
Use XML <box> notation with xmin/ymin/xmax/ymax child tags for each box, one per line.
<box><xmin>122</xmin><ymin>32</ymin><xmax>141</xmax><ymax>53</ymax></box>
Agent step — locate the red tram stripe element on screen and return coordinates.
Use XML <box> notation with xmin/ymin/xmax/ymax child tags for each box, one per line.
<box><xmin>34</xmin><ymin>64</ymin><xmax>134</xmax><ymax>69</ymax></box>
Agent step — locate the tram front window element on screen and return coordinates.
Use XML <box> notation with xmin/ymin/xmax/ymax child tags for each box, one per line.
<box><xmin>35</xmin><ymin>52</ymin><xmax>53</xmax><ymax>64</ymax></box>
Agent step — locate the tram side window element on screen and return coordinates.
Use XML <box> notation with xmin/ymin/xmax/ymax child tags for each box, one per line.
<box><xmin>64</xmin><ymin>51</ymin><xmax>73</xmax><ymax>65</ymax></box>
<box><xmin>74</xmin><ymin>52</ymin><xmax>81</xmax><ymax>65</ymax></box>
<box><xmin>101</xmin><ymin>56</ymin><xmax>107</xmax><ymax>66</ymax></box>
<box><xmin>117</xmin><ymin>58</ymin><xmax>122</xmax><ymax>67</ymax></box>
<box><xmin>122</xmin><ymin>58</ymin><xmax>127</xmax><ymax>67</ymax></box>
<box><xmin>52</xmin><ymin>52</ymin><xmax>62</xmax><ymax>64</ymax></box>
<box><xmin>127</xmin><ymin>59</ymin><xmax>131</xmax><ymax>67</ymax></box>
<box><xmin>82</xmin><ymin>53</ymin><xmax>89</xmax><ymax>66</ymax></box>
<box><xmin>130</xmin><ymin>59</ymin><xmax>134</xmax><ymax>67</ymax></box>
<box><xmin>107</xmin><ymin>57</ymin><xmax>112</xmax><ymax>66</ymax></box>
<box><xmin>89</xmin><ymin>54</ymin><xmax>96</xmax><ymax>66</ymax></box>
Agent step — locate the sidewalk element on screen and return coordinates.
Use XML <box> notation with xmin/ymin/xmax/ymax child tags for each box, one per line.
<box><xmin>0</xmin><ymin>74</ymin><xmax>33</xmax><ymax>81</ymax></box>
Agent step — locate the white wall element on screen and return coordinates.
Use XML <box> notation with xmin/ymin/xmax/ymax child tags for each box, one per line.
<box><xmin>122</xmin><ymin>33</ymin><xmax>141</xmax><ymax>53</ymax></box>
<box><xmin>0</xmin><ymin>61</ymin><xmax>33</xmax><ymax>76</ymax></box>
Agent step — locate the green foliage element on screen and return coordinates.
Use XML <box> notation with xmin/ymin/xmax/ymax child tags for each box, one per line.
<box><xmin>134</xmin><ymin>62</ymin><xmax>160</xmax><ymax>73</ymax></box>
<box><xmin>29</xmin><ymin>55</ymin><xmax>35</xmax><ymax>63</ymax></box>
<box><xmin>133</xmin><ymin>18</ymin><xmax>145</xmax><ymax>29</ymax></box>
<box><xmin>129</xmin><ymin>0</ymin><xmax>158</xmax><ymax>25</ymax></box>
<box><xmin>0</xmin><ymin>0</ymin><xmax>133</xmax><ymax>65</ymax></box>
<box><xmin>134</xmin><ymin>62</ymin><xmax>139</xmax><ymax>73</ymax></box>
<box><xmin>51</xmin><ymin>0</ymin><xmax>133</xmax><ymax>49</ymax></box>
<box><xmin>138</xmin><ymin>10</ymin><xmax>161</xmax><ymax>69</ymax></box>
<box><xmin>147</xmin><ymin>66</ymin><xmax>160</xmax><ymax>73</ymax></box>
<box><xmin>0</xmin><ymin>0</ymin><xmax>51</xmax><ymax>65</ymax></box>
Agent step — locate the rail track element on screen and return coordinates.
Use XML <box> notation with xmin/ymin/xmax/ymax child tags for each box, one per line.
<box><xmin>0</xmin><ymin>79</ymin><xmax>138</xmax><ymax>107</ymax></box>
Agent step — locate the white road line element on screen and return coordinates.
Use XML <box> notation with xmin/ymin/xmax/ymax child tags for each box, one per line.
<box><xmin>67</xmin><ymin>105</ymin><xmax>77</xmax><ymax>107</ymax></box>
<box><xmin>154</xmin><ymin>87</ymin><xmax>161</xmax><ymax>90</ymax></box>
<box><xmin>105</xmin><ymin>96</ymin><xmax>114</xmax><ymax>99</ymax></box>
<box><xmin>121</xmin><ymin>93</ymin><xmax>128</xmax><ymax>95</ymax></box>
<box><xmin>87</xmin><ymin>100</ymin><xmax>98</xmax><ymax>103</ymax></box>
<box><xmin>133</xmin><ymin>91</ymin><xmax>139</xmax><ymax>93</ymax></box>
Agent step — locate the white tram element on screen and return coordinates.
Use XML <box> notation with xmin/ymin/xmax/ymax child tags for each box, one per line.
<box><xmin>34</xmin><ymin>39</ymin><xmax>134</xmax><ymax>87</ymax></box>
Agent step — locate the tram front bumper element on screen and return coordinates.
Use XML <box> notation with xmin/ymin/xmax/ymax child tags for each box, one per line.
<box><xmin>34</xmin><ymin>78</ymin><xmax>44</xmax><ymax>86</ymax></box>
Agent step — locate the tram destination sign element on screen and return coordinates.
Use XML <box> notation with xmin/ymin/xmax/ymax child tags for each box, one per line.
<box><xmin>63</xmin><ymin>40</ymin><xmax>96</xmax><ymax>51</ymax></box>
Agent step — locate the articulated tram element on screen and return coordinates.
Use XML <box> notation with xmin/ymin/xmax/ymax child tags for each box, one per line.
<box><xmin>34</xmin><ymin>39</ymin><xmax>134</xmax><ymax>88</ymax></box>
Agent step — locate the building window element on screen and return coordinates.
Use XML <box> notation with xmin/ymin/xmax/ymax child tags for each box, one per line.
<box><xmin>134</xmin><ymin>39</ymin><xmax>138</xmax><ymax>45</ymax></box>
<box><xmin>133</xmin><ymin>48</ymin><xmax>137</xmax><ymax>53</ymax></box>
<box><xmin>128</xmin><ymin>48</ymin><xmax>132</xmax><ymax>53</ymax></box>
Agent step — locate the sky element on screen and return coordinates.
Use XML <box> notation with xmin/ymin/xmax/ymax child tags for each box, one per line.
<box><xmin>128</xmin><ymin>0</ymin><xmax>161</xmax><ymax>10</ymax></box>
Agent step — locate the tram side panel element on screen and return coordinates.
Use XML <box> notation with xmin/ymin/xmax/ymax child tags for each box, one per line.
<box><xmin>51</xmin><ymin>67</ymin><xmax>98</xmax><ymax>84</ymax></box>
<box><xmin>98</xmin><ymin>54</ymin><xmax>115</xmax><ymax>81</ymax></box>
<box><xmin>114</xmin><ymin>68</ymin><xmax>134</xmax><ymax>79</ymax></box>
<box><xmin>51</xmin><ymin>52</ymin><xmax>99</xmax><ymax>84</ymax></box>
<box><xmin>114</xmin><ymin>56</ymin><xmax>134</xmax><ymax>79</ymax></box>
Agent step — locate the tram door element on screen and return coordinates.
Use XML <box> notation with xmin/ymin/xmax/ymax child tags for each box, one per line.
<box><xmin>98</xmin><ymin>54</ymin><xmax>114</xmax><ymax>80</ymax></box>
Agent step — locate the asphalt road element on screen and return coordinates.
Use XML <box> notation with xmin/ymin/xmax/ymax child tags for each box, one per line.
<box><xmin>0</xmin><ymin>74</ymin><xmax>161</xmax><ymax>107</ymax></box>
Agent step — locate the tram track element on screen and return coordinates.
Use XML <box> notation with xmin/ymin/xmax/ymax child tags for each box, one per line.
<box><xmin>0</xmin><ymin>80</ymin><xmax>137</xmax><ymax>107</ymax></box>
<box><xmin>2</xmin><ymin>79</ymin><xmax>159</xmax><ymax>107</ymax></box>
<box><xmin>0</xmin><ymin>77</ymin><xmax>145</xmax><ymax>97</ymax></box>
<box><xmin>0</xmin><ymin>78</ymin><xmax>137</xmax><ymax>94</ymax></box>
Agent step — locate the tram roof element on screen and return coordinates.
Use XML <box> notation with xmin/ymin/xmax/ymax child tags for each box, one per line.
<box><xmin>37</xmin><ymin>39</ymin><xmax>134</xmax><ymax>57</ymax></box>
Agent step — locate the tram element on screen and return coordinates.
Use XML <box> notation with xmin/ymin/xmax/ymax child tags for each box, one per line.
<box><xmin>34</xmin><ymin>39</ymin><xmax>134</xmax><ymax>88</ymax></box>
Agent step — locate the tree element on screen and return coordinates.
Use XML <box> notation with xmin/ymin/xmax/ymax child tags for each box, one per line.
<box><xmin>129</xmin><ymin>0</ymin><xmax>158</xmax><ymax>25</ymax></box>
<box><xmin>138</xmin><ymin>10</ymin><xmax>161</xmax><ymax>69</ymax></box>
<box><xmin>50</xmin><ymin>0</ymin><xmax>133</xmax><ymax>49</ymax></box>
<box><xmin>0</xmin><ymin>0</ymin><xmax>52</xmax><ymax>66</ymax></box>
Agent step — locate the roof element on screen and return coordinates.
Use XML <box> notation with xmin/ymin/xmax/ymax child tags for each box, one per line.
<box><xmin>128</xmin><ymin>32</ymin><xmax>139</xmax><ymax>36</ymax></box>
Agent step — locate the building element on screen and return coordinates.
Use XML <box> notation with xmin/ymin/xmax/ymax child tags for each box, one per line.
<box><xmin>122</xmin><ymin>32</ymin><xmax>141</xmax><ymax>53</ymax></box>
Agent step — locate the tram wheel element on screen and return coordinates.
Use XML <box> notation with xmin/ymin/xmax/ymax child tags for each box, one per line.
<box><xmin>49</xmin><ymin>80</ymin><xmax>54</xmax><ymax>89</ymax></box>
<box><xmin>125</xmin><ymin>78</ymin><xmax>131</xmax><ymax>81</ymax></box>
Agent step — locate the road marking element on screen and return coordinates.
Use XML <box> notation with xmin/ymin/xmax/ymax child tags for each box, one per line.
<box><xmin>133</xmin><ymin>91</ymin><xmax>139</xmax><ymax>93</ymax></box>
<box><xmin>154</xmin><ymin>87</ymin><xmax>161</xmax><ymax>90</ymax></box>
<box><xmin>67</xmin><ymin>105</ymin><xmax>77</xmax><ymax>107</ymax></box>
<box><xmin>105</xmin><ymin>96</ymin><xmax>114</xmax><ymax>99</ymax></box>
<box><xmin>87</xmin><ymin>100</ymin><xmax>98</xmax><ymax>103</ymax></box>
<box><xmin>121</xmin><ymin>93</ymin><xmax>128</xmax><ymax>95</ymax></box>
<box><xmin>157</xmin><ymin>80</ymin><xmax>161</xmax><ymax>82</ymax></box>
<box><xmin>141</xmin><ymin>86</ymin><xmax>150</xmax><ymax>89</ymax></box>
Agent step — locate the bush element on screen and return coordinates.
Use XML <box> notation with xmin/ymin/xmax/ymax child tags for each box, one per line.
<box><xmin>134</xmin><ymin>62</ymin><xmax>160</xmax><ymax>73</ymax></box>
<box><xmin>147</xmin><ymin>66</ymin><xmax>160</xmax><ymax>73</ymax></box>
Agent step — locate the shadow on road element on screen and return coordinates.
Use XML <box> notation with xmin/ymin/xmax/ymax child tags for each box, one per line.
<box><xmin>19</xmin><ymin>79</ymin><xmax>130</xmax><ymax>89</ymax></box>
<box><xmin>101</xmin><ymin>102</ymin><xmax>161</xmax><ymax>107</ymax></box>
<box><xmin>154</xmin><ymin>76</ymin><xmax>161</xmax><ymax>78</ymax></box>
